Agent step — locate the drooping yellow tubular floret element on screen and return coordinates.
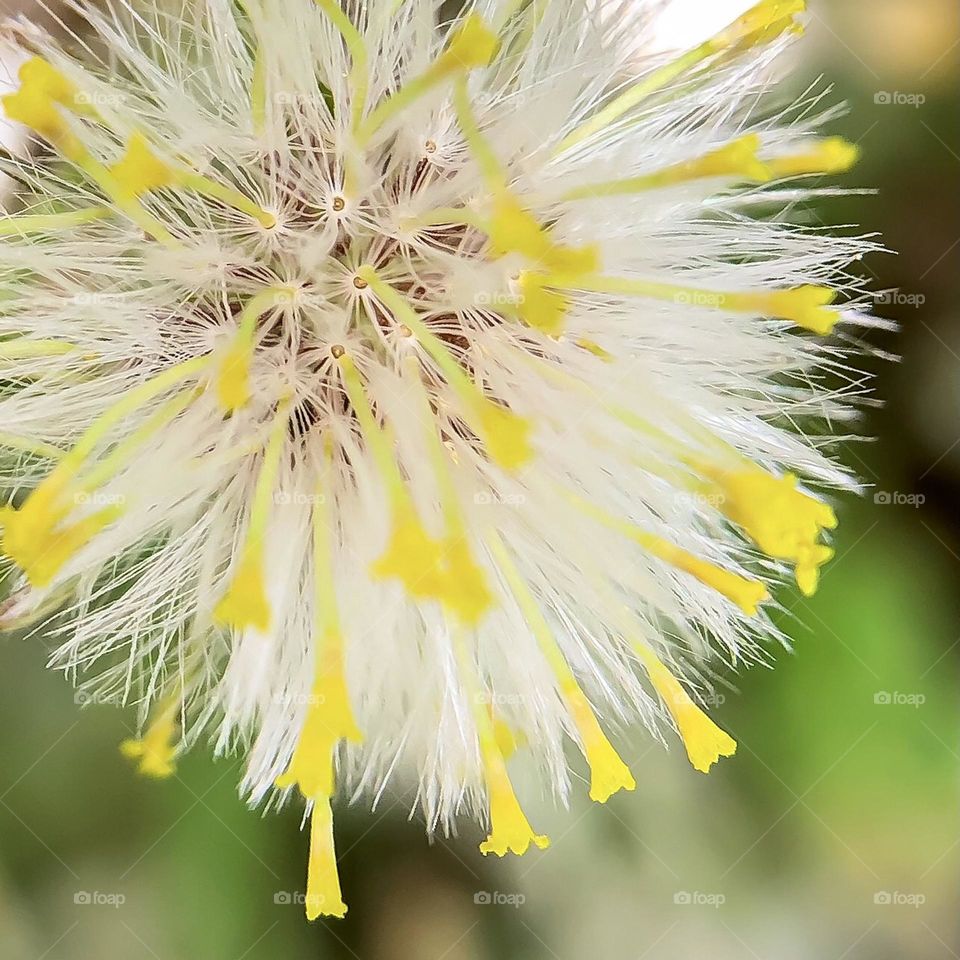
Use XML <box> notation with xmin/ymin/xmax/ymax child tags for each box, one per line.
<box><xmin>1</xmin><ymin>57</ymin><xmax>85</xmax><ymax>141</ymax></box>
<box><xmin>216</xmin><ymin>288</ymin><xmax>291</xmax><ymax>413</ymax></box>
<box><xmin>120</xmin><ymin>702</ymin><xmax>180</xmax><ymax>778</ymax></box>
<box><xmin>488</xmin><ymin>195</ymin><xmax>600</xmax><ymax>276</ymax></box>
<box><xmin>110</xmin><ymin>132</ymin><xmax>178</xmax><ymax>197</ymax></box>
<box><xmin>733</xmin><ymin>285</ymin><xmax>841</xmax><ymax>334</ymax></box>
<box><xmin>336</xmin><ymin>351</ymin><xmax>450</xmax><ymax>599</ymax></box>
<box><xmin>515</xmin><ymin>273</ymin><xmax>570</xmax><ymax>336</ymax></box>
<box><xmin>1</xmin><ymin>60</ymin><xmax>180</xmax><ymax>245</ymax></box>
<box><xmin>766</xmin><ymin>137</ymin><xmax>860</xmax><ymax>178</ymax></box>
<box><xmin>556</xmin><ymin>1</ymin><xmax>805</xmax><ymax>155</ymax></box>
<box><xmin>1</xmin><ymin>492</ymin><xmax>95</xmax><ymax>585</ymax></box>
<box><xmin>564</xmin><ymin>682</ymin><xmax>637</xmax><ymax>802</ymax></box>
<box><xmin>707</xmin><ymin>466</ymin><xmax>837</xmax><ymax>596</ymax></box>
<box><xmin>452</xmin><ymin>630</ymin><xmax>549</xmax><ymax>856</ymax></box>
<box><xmin>357</xmin><ymin>267</ymin><xmax>535</xmax><ymax>472</ymax></box>
<box><xmin>357</xmin><ymin>13</ymin><xmax>497</xmax><ymax>144</ymax></box>
<box><xmin>370</xmin><ymin>513</ymin><xmax>447</xmax><ymax>597</ymax></box>
<box><xmin>440</xmin><ymin>536</ymin><xmax>495</xmax><ymax>624</ymax></box>
<box><xmin>475</xmin><ymin>699</ymin><xmax>549</xmax><ymax>855</ymax></box>
<box><xmin>214</xmin><ymin>400</ymin><xmax>290</xmax><ymax>631</ymax></box>
<box><xmin>0</xmin><ymin>356</ymin><xmax>207</xmax><ymax>585</ymax></box>
<box><xmin>709</xmin><ymin>0</ymin><xmax>806</xmax><ymax>51</ymax></box>
<box><xmin>562</xmin><ymin>491</ymin><xmax>768</xmax><ymax>617</ymax></box>
<box><xmin>112</xmin><ymin>131</ymin><xmax>275</xmax><ymax>224</ymax></box>
<box><xmin>636</xmin><ymin>648</ymin><xmax>737</xmax><ymax>773</ymax></box>
<box><xmin>278</xmin><ymin>680</ymin><xmax>352</xmax><ymax>916</ymax></box>
<box><xmin>276</xmin><ymin>646</ymin><xmax>362</xmax><ymax>792</ymax></box>
<box><xmin>274</xmin><ymin>468</ymin><xmax>361</xmax><ymax>920</ymax></box>
<box><xmin>553</xmin><ymin>273</ymin><xmax>843</xmax><ymax>336</ymax></box>
<box><xmin>304</xmin><ymin>796</ymin><xmax>348</xmax><ymax>919</ymax></box>
<box><xmin>668</xmin><ymin>134</ymin><xmax>772</xmax><ymax>184</ymax></box>
<box><xmin>450</xmin><ymin>77</ymin><xmax>599</xmax><ymax>302</ymax></box>
<box><xmin>442</xmin><ymin>12</ymin><xmax>501</xmax><ymax>70</ymax></box>
<box><xmin>401</xmin><ymin>357</ymin><xmax>495</xmax><ymax>624</ymax></box>
<box><xmin>475</xmin><ymin>400</ymin><xmax>534</xmax><ymax>472</ymax></box>
<box><xmin>639</xmin><ymin>533</ymin><xmax>769</xmax><ymax>617</ymax></box>
<box><xmin>213</xmin><ymin>549</ymin><xmax>271</xmax><ymax>631</ymax></box>
<box><xmin>563</xmin><ymin>135</ymin><xmax>772</xmax><ymax>200</ymax></box>
<box><xmin>277</xmin><ymin>733</ymin><xmax>350</xmax><ymax>922</ymax></box>
<box><xmin>488</xmin><ymin>532</ymin><xmax>636</xmax><ymax>802</ymax></box>
<box><xmin>479</xmin><ymin>743</ymin><xmax>551</xmax><ymax>856</ymax></box>
<box><xmin>7</xmin><ymin>507</ymin><xmax>122</xmax><ymax>587</ymax></box>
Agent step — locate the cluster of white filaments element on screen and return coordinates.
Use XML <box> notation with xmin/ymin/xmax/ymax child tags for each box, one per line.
<box><xmin>0</xmin><ymin>0</ymin><xmax>874</xmax><ymax>917</ymax></box>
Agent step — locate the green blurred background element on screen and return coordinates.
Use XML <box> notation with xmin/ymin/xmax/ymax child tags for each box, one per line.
<box><xmin>1</xmin><ymin>1</ymin><xmax>957</xmax><ymax>956</ymax></box>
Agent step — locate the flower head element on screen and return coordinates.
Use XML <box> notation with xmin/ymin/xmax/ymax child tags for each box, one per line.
<box><xmin>0</xmin><ymin>0</ymin><xmax>872</xmax><ymax>917</ymax></box>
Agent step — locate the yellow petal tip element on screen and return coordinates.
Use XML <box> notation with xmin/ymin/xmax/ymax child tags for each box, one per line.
<box><xmin>479</xmin><ymin>832</ymin><xmax>551</xmax><ymax>857</ymax></box>
<box><xmin>588</xmin><ymin>767</ymin><xmax>637</xmax><ymax>803</ymax></box>
<box><xmin>306</xmin><ymin>896</ymin><xmax>347</xmax><ymax>921</ymax></box>
<box><xmin>689</xmin><ymin>731</ymin><xmax>738</xmax><ymax>774</ymax></box>
<box><xmin>214</xmin><ymin>557</ymin><xmax>271</xmax><ymax>631</ymax></box>
<box><xmin>446</xmin><ymin>14</ymin><xmax>500</xmax><ymax>70</ymax></box>
<box><xmin>477</xmin><ymin>402</ymin><xmax>533</xmax><ymax>471</ymax></box>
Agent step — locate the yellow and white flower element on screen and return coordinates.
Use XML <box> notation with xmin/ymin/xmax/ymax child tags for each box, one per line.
<box><xmin>0</xmin><ymin>0</ymin><xmax>874</xmax><ymax>918</ymax></box>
